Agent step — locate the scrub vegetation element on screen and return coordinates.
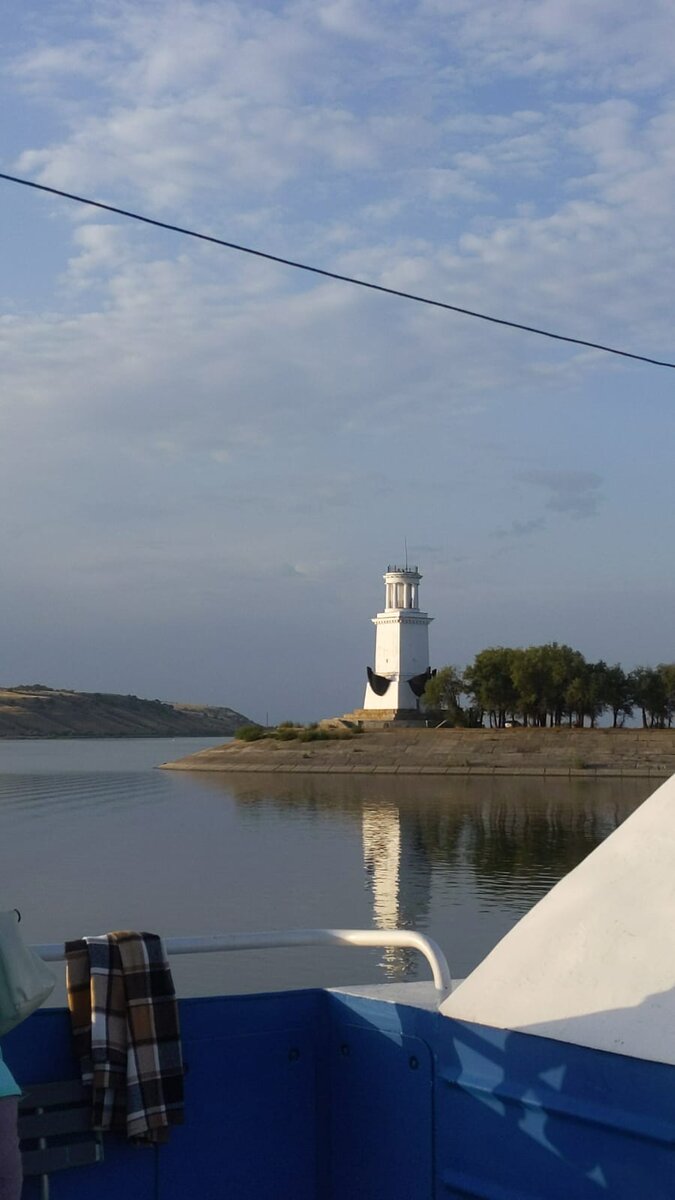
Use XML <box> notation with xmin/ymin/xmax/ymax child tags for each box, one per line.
<box><xmin>235</xmin><ymin>722</ymin><xmax>360</xmax><ymax>743</ymax></box>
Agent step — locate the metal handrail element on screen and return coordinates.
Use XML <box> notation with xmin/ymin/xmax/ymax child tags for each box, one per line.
<box><xmin>32</xmin><ymin>928</ymin><xmax>452</xmax><ymax>994</ymax></box>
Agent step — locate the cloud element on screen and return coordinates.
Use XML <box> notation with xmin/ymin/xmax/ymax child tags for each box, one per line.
<box><xmin>518</xmin><ymin>470</ymin><xmax>603</xmax><ymax>519</ymax></box>
<box><xmin>421</xmin><ymin>0</ymin><xmax>675</xmax><ymax>92</ymax></box>
<box><xmin>9</xmin><ymin>1</ymin><xmax>675</xmax><ymax>365</ymax></box>
<box><xmin>492</xmin><ymin>517</ymin><xmax>547</xmax><ymax>540</ymax></box>
<box><xmin>316</xmin><ymin>0</ymin><xmax>382</xmax><ymax>40</ymax></box>
<box><xmin>65</xmin><ymin>223</ymin><xmax>129</xmax><ymax>286</ymax></box>
<box><xmin>2</xmin><ymin>0</ymin><xmax>675</xmax><ymax>715</ymax></box>
<box><xmin>5</xmin><ymin>5</ymin><xmax>674</xmax><ymax>430</ymax></box>
<box><xmin>11</xmin><ymin>2</ymin><xmax>428</xmax><ymax>209</ymax></box>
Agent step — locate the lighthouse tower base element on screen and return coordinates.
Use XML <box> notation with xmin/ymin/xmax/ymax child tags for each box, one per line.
<box><xmin>340</xmin><ymin>706</ymin><xmax>429</xmax><ymax>729</ymax></box>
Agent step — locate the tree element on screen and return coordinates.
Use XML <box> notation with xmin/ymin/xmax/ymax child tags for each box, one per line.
<box><xmin>565</xmin><ymin>660</ymin><xmax>607</xmax><ymax>728</ymax></box>
<box><xmin>630</xmin><ymin>667</ymin><xmax>667</xmax><ymax>728</ymax></box>
<box><xmin>597</xmin><ymin>663</ymin><xmax>633</xmax><ymax>728</ymax></box>
<box><xmin>544</xmin><ymin>644</ymin><xmax>587</xmax><ymax>726</ymax></box>
<box><xmin>657</xmin><ymin>663</ymin><xmax>675</xmax><ymax>727</ymax></box>
<box><xmin>510</xmin><ymin>643</ymin><xmax>585</xmax><ymax>726</ymax></box>
<box><xmin>464</xmin><ymin>647</ymin><xmax>517</xmax><ymax>728</ymax></box>
<box><xmin>422</xmin><ymin>666</ymin><xmax>473</xmax><ymax>726</ymax></box>
<box><xmin>509</xmin><ymin>647</ymin><xmax>546</xmax><ymax>726</ymax></box>
<box><xmin>424</xmin><ymin>646</ymin><xmax>675</xmax><ymax>731</ymax></box>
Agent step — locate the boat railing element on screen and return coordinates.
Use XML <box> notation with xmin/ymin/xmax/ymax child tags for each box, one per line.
<box><xmin>31</xmin><ymin>928</ymin><xmax>452</xmax><ymax>994</ymax></box>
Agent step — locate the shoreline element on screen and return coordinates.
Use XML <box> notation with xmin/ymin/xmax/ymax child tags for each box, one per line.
<box><xmin>160</xmin><ymin>727</ymin><xmax>675</xmax><ymax>778</ymax></box>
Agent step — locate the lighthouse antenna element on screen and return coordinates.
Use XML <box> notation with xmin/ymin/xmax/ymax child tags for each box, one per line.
<box><xmin>404</xmin><ymin>538</ymin><xmax>408</xmax><ymax>570</ymax></box>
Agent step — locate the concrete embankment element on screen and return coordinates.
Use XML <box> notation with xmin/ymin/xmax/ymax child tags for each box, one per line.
<box><xmin>160</xmin><ymin>727</ymin><xmax>675</xmax><ymax>777</ymax></box>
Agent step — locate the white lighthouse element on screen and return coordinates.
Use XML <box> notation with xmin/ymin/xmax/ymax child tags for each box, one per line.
<box><xmin>362</xmin><ymin>564</ymin><xmax>434</xmax><ymax>716</ymax></box>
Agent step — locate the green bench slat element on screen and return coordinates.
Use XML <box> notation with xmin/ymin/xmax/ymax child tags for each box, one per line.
<box><xmin>18</xmin><ymin>1078</ymin><xmax>103</xmax><ymax>1178</ymax></box>
<box><xmin>19</xmin><ymin>1106</ymin><xmax>94</xmax><ymax>1139</ymax></box>
<box><xmin>21</xmin><ymin>1140</ymin><xmax>102</xmax><ymax>1177</ymax></box>
<box><xmin>20</xmin><ymin>1079</ymin><xmax>89</xmax><ymax>1108</ymax></box>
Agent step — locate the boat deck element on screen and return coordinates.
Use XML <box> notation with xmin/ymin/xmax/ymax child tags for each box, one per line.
<box><xmin>7</xmin><ymin>982</ymin><xmax>675</xmax><ymax>1199</ymax></box>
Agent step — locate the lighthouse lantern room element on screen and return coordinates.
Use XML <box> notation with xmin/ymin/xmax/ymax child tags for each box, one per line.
<box><xmin>363</xmin><ymin>565</ymin><xmax>434</xmax><ymax>715</ymax></box>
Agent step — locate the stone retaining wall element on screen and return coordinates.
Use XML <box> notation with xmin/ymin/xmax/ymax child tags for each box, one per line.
<box><xmin>161</xmin><ymin>727</ymin><xmax>675</xmax><ymax>777</ymax></box>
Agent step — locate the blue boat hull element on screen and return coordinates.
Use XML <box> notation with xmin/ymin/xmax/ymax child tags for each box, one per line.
<box><xmin>6</xmin><ymin>987</ymin><xmax>675</xmax><ymax>1198</ymax></box>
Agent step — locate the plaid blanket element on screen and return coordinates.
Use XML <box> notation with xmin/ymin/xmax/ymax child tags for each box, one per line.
<box><xmin>65</xmin><ymin>932</ymin><xmax>184</xmax><ymax>1143</ymax></box>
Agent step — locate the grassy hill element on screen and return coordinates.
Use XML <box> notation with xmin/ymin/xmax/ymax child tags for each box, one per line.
<box><xmin>0</xmin><ymin>685</ymin><xmax>252</xmax><ymax>738</ymax></box>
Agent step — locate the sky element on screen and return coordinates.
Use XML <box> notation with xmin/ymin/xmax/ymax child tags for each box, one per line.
<box><xmin>1</xmin><ymin>0</ymin><xmax>675</xmax><ymax>724</ymax></box>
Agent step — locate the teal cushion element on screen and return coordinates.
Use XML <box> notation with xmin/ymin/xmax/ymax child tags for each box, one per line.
<box><xmin>0</xmin><ymin>1048</ymin><xmax>20</xmax><ymax>1098</ymax></box>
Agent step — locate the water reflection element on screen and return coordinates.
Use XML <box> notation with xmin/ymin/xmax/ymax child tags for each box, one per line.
<box><xmin>461</xmin><ymin>800</ymin><xmax>622</xmax><ymax>893</ymax></box>
<box><xmin>0</xmin><ymin>738</ymin><xmax>654</xmax><ymax>992</ymax></box>
<box><xmin>362</xmin><ymin>803</ymin><xmax>432</xmax><ymax>975</ymax></box>
<box><xmin>215</xmin><ymin>773</ymin><xmax>648</xmax><ymax>981</ymax></box>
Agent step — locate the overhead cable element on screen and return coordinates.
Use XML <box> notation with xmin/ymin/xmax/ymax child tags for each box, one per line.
<box><xmin>0</xmin><ymin>169</ymin><xmax>672</xmax><ymax>370</ymax></box>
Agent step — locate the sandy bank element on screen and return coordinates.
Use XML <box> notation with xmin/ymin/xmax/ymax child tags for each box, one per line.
<box><xmin>160</xmin><ymin>727</ymin><xmax>675</xmax><ymax>777</ymax></box>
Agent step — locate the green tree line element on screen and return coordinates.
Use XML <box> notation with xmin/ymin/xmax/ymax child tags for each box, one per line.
<box><xmin>422</xmin><ymin>645</ymin><xmax>675</xmax><ymax>729</ymax></box>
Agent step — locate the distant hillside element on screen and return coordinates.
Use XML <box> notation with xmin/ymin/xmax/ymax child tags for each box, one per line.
<box><xmin>0</xmin><ymin>685</ymin><xmax>252</xmax><ymax>738</ymax></box>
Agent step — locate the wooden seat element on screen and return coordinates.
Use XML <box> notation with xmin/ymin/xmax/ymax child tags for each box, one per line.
<box><xmin>18</xmin><ymin>1079</ymin><xmax>103</xmax><ymax>1187</ymax></box>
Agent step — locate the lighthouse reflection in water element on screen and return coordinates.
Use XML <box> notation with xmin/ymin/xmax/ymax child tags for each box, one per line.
<box><xmin>362</xmin><ymin>802</ymin><xmax>431</xmax><ymax>977</ymax></box>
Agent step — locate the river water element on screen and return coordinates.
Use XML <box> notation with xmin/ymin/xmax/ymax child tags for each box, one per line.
<box><xmin>0</xmin><ymin>738</ymin><xmax>652</xmax><ymax>1000</ymax></box>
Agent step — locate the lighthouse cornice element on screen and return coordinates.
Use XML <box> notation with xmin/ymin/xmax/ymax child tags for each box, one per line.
<box><xmin>372</xmin><ymin>613</ymin><xmax>432</xmax><ymax>626</ymax></box>
<box><xmin>384</xmin><ymin>566</ymin><xmax>421</xmax><ymax>581</ymax></box>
